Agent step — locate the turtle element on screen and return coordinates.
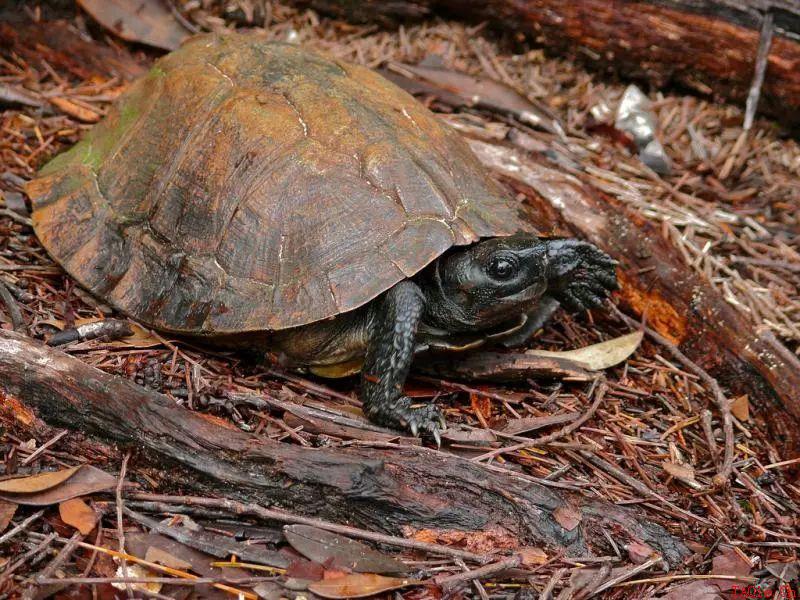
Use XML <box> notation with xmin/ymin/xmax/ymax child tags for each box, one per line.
<box><xmin>25</xmin><ymin>34</ymin><xmax>618</xmax><ymax>441</ymax></box>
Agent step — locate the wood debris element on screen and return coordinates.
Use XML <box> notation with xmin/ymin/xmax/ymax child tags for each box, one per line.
<box><xmin>0</xmin><ymin>2</ymin><xmax>798</xmax><ymax>599</ymax></box>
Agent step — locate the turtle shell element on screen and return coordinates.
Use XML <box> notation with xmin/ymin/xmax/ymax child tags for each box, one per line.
<box><xmin>26</xmin><ymin>34</ymin><xmax>531</xmax><ymax>334</ymax></box>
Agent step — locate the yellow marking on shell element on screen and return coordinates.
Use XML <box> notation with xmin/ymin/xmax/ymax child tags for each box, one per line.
<box><xmin>310</xmin><ymin>357</ymin><xmax>364</xmax><ymax>378</ymax></box>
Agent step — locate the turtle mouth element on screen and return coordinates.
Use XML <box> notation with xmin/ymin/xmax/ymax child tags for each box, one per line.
<box><xmin>500</xmin><ymin>280</ymin><xmax>547</xmax><ymax>305</ymax></box>
<box><xmin>473</xmin><ymin>282</ymin><xmax>546</xmax><ymax>326</ymax></box>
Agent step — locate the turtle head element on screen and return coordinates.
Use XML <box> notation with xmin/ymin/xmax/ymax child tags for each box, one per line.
<box><xmin>421</xmin><ymin>233</ymin><xmax>550</xmax><ymax>332</ymax></box>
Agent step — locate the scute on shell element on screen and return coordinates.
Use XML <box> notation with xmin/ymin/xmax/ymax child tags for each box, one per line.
<box><xmin>27</xmin><ymin>34</ymin><xmax>531</xmax><ymax>334</ymax></box>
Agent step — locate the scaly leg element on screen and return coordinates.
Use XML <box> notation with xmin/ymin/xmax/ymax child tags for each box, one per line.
<box><xmin>362</xmin><ymin>281</ymin><xmax>444</xmax><ymax>442</ymax></box>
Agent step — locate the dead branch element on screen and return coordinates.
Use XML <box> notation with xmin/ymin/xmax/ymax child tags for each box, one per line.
<box><xmin>0</xmin><ymin>330</ymin><xmax>688</xmax><ymax>566</ymax></box>
<box><xmin>295</xmin><ymin>0</ymin><xmax>800</xmax><ymax>128</ymax></box>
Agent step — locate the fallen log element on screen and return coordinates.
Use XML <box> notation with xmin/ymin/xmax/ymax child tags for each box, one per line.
<box><xmin>0</xmin><ymin>330</ymin><xmax>689</xmax><ymax>565</ymax></box>
<box><xmin>294</xmin><ymin>0</ymin><xmax>800</xmax><ymax>128</ymax></box>
<box><xmin>466</xmin><ymin>139</ymin><xmax>800</xmax><ymax>460</ymax></box>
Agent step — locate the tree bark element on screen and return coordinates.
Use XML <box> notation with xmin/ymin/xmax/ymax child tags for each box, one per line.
<box><xmin>0</xmin><ymin>330</ymin><xmax>689</xmax><ymax>566</ymax></box>
<box><xmin>466</xmin><ymin>139</ymin><xmax>800</xmax><ymax>459</ymax></box>
<box><xmin>294</xmin><ymin>0</ymin><xmax>800</xmax><ymax>128</ymax></box>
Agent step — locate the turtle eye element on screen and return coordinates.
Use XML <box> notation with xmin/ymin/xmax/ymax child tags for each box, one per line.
<box><xmin>487</xmin><ymin>256</ymin><xmax>518</xmax><ymax>280</ymax></box>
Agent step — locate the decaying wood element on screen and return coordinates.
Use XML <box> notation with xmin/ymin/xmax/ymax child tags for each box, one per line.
<box><xmin>0</xmin><ymin>330</ymin><xmax>688</xmax><ymax>566</ymax></box>
<box><xmin>0</xmin><ymin>20</ymin><xmax>145</xmax><ymax>82</ymax></box>
<box><xmin>295</xmin><ymin>0</ymin><xmax>800</xmax><ymax>127</ymax></box>
<box><xmin>466</xmin><ymin>139</ymin><xmax>800</xmax><ymax>459</ymax></box>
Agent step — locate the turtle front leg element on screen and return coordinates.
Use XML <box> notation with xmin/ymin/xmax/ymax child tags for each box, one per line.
<box><xmin>499</xmin><ymin>295</ymin><xmax>561</xmax><ymax>348</ymax></box>
<box><xmin>362</xmin><ymin>281</ymin><xmax>444</xmax><ymax>442</ymax></box>
<box><xmin>544</xmin><ymin>239</ymin><xmax>619</xmax><ymax>311</ymax></box>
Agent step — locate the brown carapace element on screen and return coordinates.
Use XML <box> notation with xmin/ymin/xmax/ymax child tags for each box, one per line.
<box><xmin>26</xmin><ymin>34</ymin><xmax>530</xmax><ymax>336</ymax></box>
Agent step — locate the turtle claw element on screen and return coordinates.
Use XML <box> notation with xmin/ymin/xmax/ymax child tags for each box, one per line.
<box><xmin>547</xmin><ymin>240</ymin><xmax>618</xmax><ymax>312</ymax></box>
<box><xmin>369</xmin><ymin>397</ymin><xmax>445</xmax><ymax>445</ymax></box>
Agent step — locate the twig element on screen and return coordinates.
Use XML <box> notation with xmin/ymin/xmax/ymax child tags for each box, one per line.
<box><xmin>613</xmin><ymin>573</ymin><xmax>757</xmax><ymax>587</ymax></box>
<box><xmin>612</xmin><ymin>306</ymin><xmax>734</xmax><ymax>486</ymax></box>
<box><xmin>266</xmin><ymin>368</ymin><xmax>356</xmax><ymax>403</ymax></box>
<box><xmin>472</xmin><ymin>377</ymin><xmax>606</xmax><ymax>462</ymax></box>
<box><xmin>0</xmin><ymin>509</ymin><xmax>45</xmax><ymax>545</ymax></box>
<box><xmin>24</xmin><ymin>531</ymin><xmax>84</xmax><ymax>600</ymax></box>
<box><xmin>34</xmin><ymin>577</ymin><xmax>275</xmax><ymax>586</ymax></box>
<box><xmin>0</xmin><ymin>207</ymin><xmax>33</xmax><ymax>227</ymax></box>
<box><xmin>127</xmin><ymin>492</ymin><xmax>490</xmax><ymax>564</ymax></box>
<box><xmin>436</xmin><ymin>555</ymin><xmax>522</xmax><ymax>587</ymax></box>
<box><xmin>744</xmin><ymin>11</ymin><xmax>774</xmax><ymax>131</ymax></box>
<box><xmin>26</xmin><ymin>531</ymin><xmax>258</xmax><ymax>599</ymax></box>
<box><xmin>20</xmin><ymin>429</ymin><xmax>67</xmax><ymax>465</ymax></box>
<box><xmin>573</xmin><ymin>561</ymin><xmax>612</xmax><ymax>600</ymax></box>
<box><xmin>576</xmin><ymin>451</ymin><xmax>713</xmax><ymax>526</ymax></box>
<box><xmin>414</xmin><ymin>375</ymin><xmax>524</xmax><ymax>404</ymax></box>
<box><xmin>454</xmin><ymin>558</ymin><xmax>490</xmax><ymax>600</ymax></box>
<box><xmin>165</xmin><ymin>0</ymin><xmax>200</xmax><ymax>33</ymax></box>
<box><xmin>116</xmin><ymin>452</ymin><xmax>134</xmax><ymax>599</ymax></box>
<box><xmin>700</xmin><ymin>409</ymin><xmax>719</xmax><ymax>462</ymax></box>
<box><xmin>81</xmin><ymin>523</ymin><xmax>103</xmax><ymax>577</ymax></box>
<box><xmin>540</xmin><ymin>568</ymin><xmax>567</xmax><ymax>600</ymax></box>
<box><xmin>591</xmin><ymin>556</ymin><xmax>663</xmax><ymax>595</ymax></box>
<box><xmin>0</xmin><ymin>533</ymin><xmax>56</xmax><ymax>587</ymax></box>
<box><xmin>48</xmin><ymin>319</ymin><xmax>133</xmax><ymax>346</ymax></box>
<box><xmin>0</xmin><ymin>278</ymin><xmax>25</xmax><ymax>332</ymax></box>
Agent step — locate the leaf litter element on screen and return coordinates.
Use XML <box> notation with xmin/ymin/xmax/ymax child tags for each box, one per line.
<box><xmin>0</xmin><ymin>1</ymin><xmax>798</xmax><ymax>599</ymax></box>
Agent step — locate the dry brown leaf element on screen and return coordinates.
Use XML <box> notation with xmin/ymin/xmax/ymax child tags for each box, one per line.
<box><xmin>730</xmin><ymin>395</ymin><xmax>750</xmax><ymax>421</ymax></box>
<box><xmin>766</xmin><ymin>561</ymin><xmax>799</xmax><ymax>581</ymax></box>
<box><xmin>553</xmin><ymin>506</ymin><xmax>582</xmax><ymax>531</ymax></box>
<box><xmin>75</xmin><ymin>318</ymin><xmax>162</xmax><ymax>348</ymax></box>
<box><xmin>284</xmin><ymin>525</ymin><xmax>407</xmax><ymax>574</ymax></box>
<box><xmin>0</xmin><ymin>465</ymin><xmax>117</xmax><ymax>506</ymax></box>
<box><xmin>0</xmin><ymin>501</ymin><xmax>17</xmax><ymax>533</ymax></box>
<box><xmin>660</xmin><ymin>580</ymin><xmax>723</xmax><ymax>600</ymax></box>
<box><xmin>113</xmin><ymin>563</ymin><xmax>162</xmax><ymax>594</ymax></box>
<box><xmin>519</xmin><ymin>547</ymin><xmax>548</xmax><ymax>566</ymax></box>
<box><xmin>527</xmin><ymin>331</ymin><xmax>643</xmax><ymax>371</ymax></box>
<box><xmin>77</xmin><ymin>0</ymin><xmax>190</xmax><ymax>51</ymax></box>
<box><xmin>286</xmin><ymin>558</ymin><xmax>325</xmax><ymax>581</ymax></box>
<box><xmin>128</xmin><ymin>532</ymin><xmax>252</xmax><ymax>582</ymax></box>
<box><xmin>662</xmin><ymin>461</ymin><xmax>696</xmax><ymax>482</ymax></box>
<box><xmin>144</xmin><ymin>546</ymin><xmax>193</xmax><ymax>571</ymax></box>
<box><xmin>59</xmin><ymin>497</ymin><xmax>98</xmax><ymax>534</ymax></box>
<box><xmin>39</xmin><ymin>318</ymin><xmax>65</xmax><ymax>329</ymax></box>
<box><xmin>626</xmin><ymin>541</ymin><xmax>655</xmax><ymax>564</ymax></box>
<box><xmin>308</xmin><ymin>573</ymin><xmax>421</xmax><ymax>599</ymax></box>
<box><xmin>439</xmin><ymin>426</ymin><xmax>496</xmax><ymax>444</ymax></box>
<box><xmin>388</xmin><ymin>62</ymin><xmax>564</xmax><ymax>136</ymax></box>
<box><xmin>710</xmin><ymin>545</ymin><xmax>752</xmax><ymax>592</ymax></box>
<box><xmin>0</xmin><ymin>466</ymin><xmax>81</xmax><ymax>494</ymax></box>
<box><xmin>503</xmin><ymin>413</ymin><xmax>577</xmax><ymax>435</ymax></box>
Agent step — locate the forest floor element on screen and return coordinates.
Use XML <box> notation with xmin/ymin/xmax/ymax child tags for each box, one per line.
<box><xmin>0</xmin><ymin>1</ymin><xmax>799</xmax><ymax>599</ymax></box>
